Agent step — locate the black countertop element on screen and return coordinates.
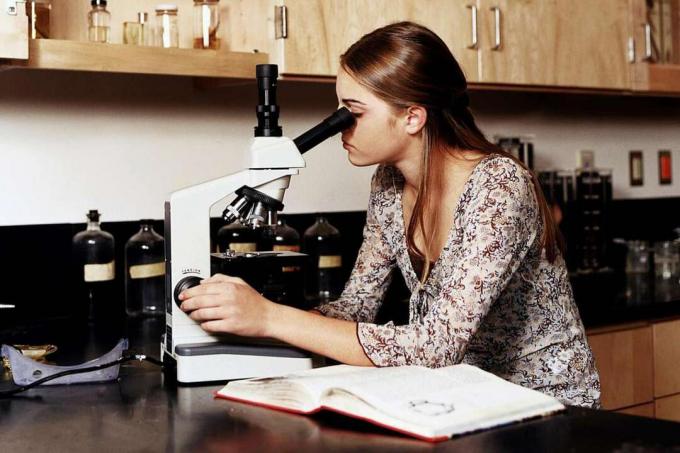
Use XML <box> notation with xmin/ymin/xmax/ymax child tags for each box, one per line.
<box><xmin>2</xmin><ymin>318</ymin><xmax>680</xmax><ymax>452</ymax></box>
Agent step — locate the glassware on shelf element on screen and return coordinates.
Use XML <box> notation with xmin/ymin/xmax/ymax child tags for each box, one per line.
<box><xmin>303</xmin><ymin>215</ymin><xmax>343</xmax><ymax>303</ymax></box>
<box><xmin>26</xmin><ymin>0</ymin><xmax>51</xmax><ymax>39</ymax></box>
<box><xmin>193</xmin><ymin>0</ymin><xmax>221</xmax><ymax>49</ymax></box>
<box><xmin>72</xmin><ymin>210</ymin><xmax>117</xmax><ymax>322</ymax></box>
<box><xmin>125</xmin><ymin>220</ymin><xmax>165</xmax><ymax>317</ymax></box>
<box><xmin>155</xmin><ymin>4</ymin><xmax>180</xmax><ymax>48</ymax></box>
<box><xmin>88</xmin><ymin>0</ymin><xmax>111</xmax><ymax>43</ymax></box>
<box><xmin>653</xmin><ymin>241</ymin><xmax>680</xmax><ymax>302</ymax></box>
<box><xmin>124</xmin><ymin>12</ymin><xmax>152</xmax><ymax>46</ymax></box>
<box><xmin>625</xmin><ymin>240</ymin><xmax>652</xmax><ymax>305</ymax></box>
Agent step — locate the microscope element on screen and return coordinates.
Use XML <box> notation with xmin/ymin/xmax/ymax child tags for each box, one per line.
<box><xmin>161</xmin><ymin>64</ymin><xmax>355</xmax><ymax>383</ymax></box>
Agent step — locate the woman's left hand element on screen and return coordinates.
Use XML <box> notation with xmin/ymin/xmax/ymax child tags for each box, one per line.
<box><xmin>178</xmin><ymin>274</ymin><xmax>275</xmax><ymax>337</ymax></box>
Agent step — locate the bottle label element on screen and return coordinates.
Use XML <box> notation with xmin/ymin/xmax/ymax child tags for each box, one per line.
<box><xmin>319</xmin><ymin>255</ymin><xmax>342</xmax><ymax>269</ymax></box>
<box><xmin>273</xmin><ymin>245</ymin><xmax>300</xmax><ymax>252</ymax></box>
<box><xmin>229</xmin><ymin>243</ymin><xmax>257</xmax><ymax>252</ymax></box>
<box><xmin>84</xmin><ymin>261</ymin><xmax>115</xmax><ymax>282</ymax></box>
<box><xmin>129</xmin><ymin>262</ymin><xmax>165</xmax><ymax>279</ymax></box>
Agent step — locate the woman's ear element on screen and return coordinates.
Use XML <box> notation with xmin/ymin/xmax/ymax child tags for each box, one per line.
<box><xmin>404</xmin><ymin>105</ymin><xmax>427</xmax><ymax>135</ymax></box>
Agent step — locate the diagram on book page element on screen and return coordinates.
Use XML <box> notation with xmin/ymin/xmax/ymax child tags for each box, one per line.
<box><xmin>408</xmin><ymin>400</ymin><xmax>456</xmax><ymax>417</ymax></box>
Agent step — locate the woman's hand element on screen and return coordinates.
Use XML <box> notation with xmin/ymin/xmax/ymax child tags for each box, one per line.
<box><xmin>178</xmin><ymin>274</ymin><xmax>275</xmax><ymax>337</ymax></box>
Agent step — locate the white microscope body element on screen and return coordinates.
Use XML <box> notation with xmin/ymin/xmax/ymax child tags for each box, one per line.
<box><xmin>161</xmin><ymin>64</ymin><xmax>354</xmax><ymax>383</ymax></box>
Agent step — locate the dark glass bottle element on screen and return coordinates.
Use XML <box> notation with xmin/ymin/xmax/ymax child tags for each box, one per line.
<box><xmin>125</xmin><ymin>220</ymin><xmax>165</xmax><ymax>317</ymax></box>
<box><xmin>216</xmin><ymin>221</ymin><xmax>258</xmax><ymax>253</ymax></box>
<box><xmin>303</xmin><ymin>215</ymin><xmax>343</xmax><ymax>303</ymax></box>
<box><xmin>258</xmin><ymin>218</ymin><xmax>304</xmax><ymax>306</ymax></box>
<box><xmin>72</xmin><ymin>209</ymin><xmax>117</xmax><ymax>322</ymax></box>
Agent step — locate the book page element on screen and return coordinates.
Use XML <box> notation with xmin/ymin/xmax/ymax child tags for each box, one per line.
<box><xmin>323</xmin><ymin>364</ymin><xmax>564</xmax><ymax>435</ymax></box>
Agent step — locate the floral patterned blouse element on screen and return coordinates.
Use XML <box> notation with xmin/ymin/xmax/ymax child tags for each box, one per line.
<box><xmin>316</xmin><ymin>154</ymin><xmax>601</xmax><ymax>408</ymax></box>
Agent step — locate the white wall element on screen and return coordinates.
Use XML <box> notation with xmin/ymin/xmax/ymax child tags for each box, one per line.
<box><xmin>1</xmin><ymin>69</ymin><xmax>679</xmax><ymax>226</ymax></box>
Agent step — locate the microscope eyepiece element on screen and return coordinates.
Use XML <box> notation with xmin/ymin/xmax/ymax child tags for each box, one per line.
<box><xmin>293</xmin><ymin>107</ymin><xmax>355</xmax><ymax>154</ymax></box>
<box><xmin>254</xmin><ymin>64</ymin><xmax>282</xmax><ymax>137</ymax></box>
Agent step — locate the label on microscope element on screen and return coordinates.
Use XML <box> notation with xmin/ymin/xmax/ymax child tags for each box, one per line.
<box><xmin>129</xmin><ymin>262</ymin><xmax>165</xmax><ymax>279</ymax></box>
<box><xmin>84</xmin><ymin>261</ymin><xmax>115</xmax><ymax>282</ymax></box>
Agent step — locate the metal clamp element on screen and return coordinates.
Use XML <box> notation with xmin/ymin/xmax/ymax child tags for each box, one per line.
<box><xmin>467</xmin><ymin>4</ymin><xmax>478</xmax><ymax>49</ymax></box>
<box><xmin>490</xmin><ymin>6</ymin><xmax>501</xmax><ymax>50</ymax></box>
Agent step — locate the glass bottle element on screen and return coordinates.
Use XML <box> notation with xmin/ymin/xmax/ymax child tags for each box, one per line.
<box><xmin>26</xmin><ymin>0</ymin><xmax>51</xmax><ymax>39</ymax></box>
<box><xmin>216</xmin><ymin>221</ymin><xmax>258</xmax><ymax>253</ymax></box>
<box><xmin>124</xmin><ymin>12</ymin><xmax>152</xmax><ymax>46</ymax></box>
<box><xmin>88</xmin><ymin>0</ymin><xmax>111</xmax><ymax>43</ymax></box>
<box><xmin>125</xmin><ymin>220</ymin><xmax>165</xmax><ymax>317</ymax></box>
<box><xmin>625</xmin><ymin>240</ymin><xmax>652</xmax><ymax>305</ymax></box>
<box><xmin>193</xmin><ymin>0</ymin><xmax>220</xmax><ymax>49</ymax></box>
<box><xmin>303</xmin><ymin>215</ymin><xmax>343</xmax><ymax>303</ymax></box>
<box><xmin>72</xmin><ymin>210</ymin><xmax>117</xmax><ymax>322</ymax></box>
<box><xmin>155</xmin><ymin>4</ymin><xmax>179</xmax><ymax>48</ymax></box>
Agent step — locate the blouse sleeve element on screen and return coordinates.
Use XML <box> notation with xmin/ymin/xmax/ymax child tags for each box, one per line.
<box><xmin>357</xmin><ymin>160</ymin><xmax>540</xmax><ymax>367</ymax></box>
<box><xmin>314</xmin><ymin>166</ymin><xmax>397</xmax><ymax>322</ymax></box>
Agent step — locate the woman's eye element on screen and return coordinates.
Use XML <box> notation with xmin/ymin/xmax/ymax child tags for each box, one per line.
<box><xmin>351</xmin><ymin>112</ymin><xmax>362</xmax><ymax>118</ymax></box>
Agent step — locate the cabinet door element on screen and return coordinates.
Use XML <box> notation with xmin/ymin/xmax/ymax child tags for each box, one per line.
<box><xmin>274</xmin><ymin>0</ymin><xmax>479</xmax><ymax>81</ymax></box>
<box><xmin>588</xmin><ymin>326</ymin><xmax>654</xmax><ymax>410</ymax></box>
<box><xmin>478</xmin><ymin>0</ymin><xmax>631</xmax><ymax>89</ymax></box>
<box><xmin>653</xmin><ymin>318</ymin><xmax>680</xmax><ymax>398</ymax></box>
<box><xmin>0</xmin><ymin>6</ymin><xmax>28</xmax><ymax>59</ymax></box>
<box><xmin>615</xmin><ymin>402</ymin><xmax>655</xmax><ymax>418</ymax></box>
<box><xmin>655</xmin><ymin>393</ymin><xmax>680</xmax><ymax>422</ymax></box>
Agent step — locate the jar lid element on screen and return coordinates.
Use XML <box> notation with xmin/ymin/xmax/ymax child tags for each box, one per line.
<box><xmin>155</xmin><ymin>3</ymin><xmax>178</xmax><ymax>12</ymax></box>
<box><xmin>91</xmin><ymin>0</ymin><xmax>107</xmax><ymax>6</ymax></box>
<box><xmin>137</xmin><ymin>12</ymin><xmax>149</xmax><ymax>23</ymax></box>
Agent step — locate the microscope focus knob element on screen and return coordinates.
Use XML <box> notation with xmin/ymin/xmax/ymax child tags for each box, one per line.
<box><xmin>174</xmin><ymin>276</ymin><xmax>203</xmax><ymax>307</ymax></box>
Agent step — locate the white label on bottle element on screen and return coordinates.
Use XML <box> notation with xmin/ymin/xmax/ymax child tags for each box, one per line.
<box><xmin>319</xmin><ymin>255</ymin><xmax>342</xmax><ymax>269</ymax></box>
<box><xmin>129</xmin><ymin>262</ymin><xmax>165</xmax><ymax>279</ymax></box>
<box><xmin>84</xmin><ymin>261</ymin><xmax>115</xmax><ymax>282</ymax></box>
<box><xmin>273</xmin><ymin>245</ymin><xmax>300</xmax><ymax>252</ymax></box>
<box><xmin>229</xmin><ymin>243</ymin><xmax>257</xmax><ymax>252</ymax></box>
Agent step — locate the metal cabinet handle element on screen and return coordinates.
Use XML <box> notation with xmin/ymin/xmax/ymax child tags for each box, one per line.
<box><xmin>490</xmin><ymin>6</ymin><xmax>501</xmax><ymax>50</ymax></box>
<box><xmin>643</xmin><ymin>23</ymin><xmax>652</xmax><ymax>61</ymax></box>
<box><xmin>467</xmin><ymin>4</ymin><xmax>478</xmax><ymax>49</ymax></box>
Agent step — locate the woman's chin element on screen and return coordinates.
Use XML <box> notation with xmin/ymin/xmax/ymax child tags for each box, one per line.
<box><xmin>347</xmin><ymin>152</ymin><xmax>376</xmax><ymax>167</ymax></box>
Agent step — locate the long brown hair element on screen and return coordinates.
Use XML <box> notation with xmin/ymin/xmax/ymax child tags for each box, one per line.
<box><xmin>340</xmin><ymin>21</ymin><xmax>563</xmax><ymax>281</ymax></box>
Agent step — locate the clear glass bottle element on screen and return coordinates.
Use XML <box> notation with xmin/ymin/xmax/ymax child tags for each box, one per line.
<box><xmin>88</xmin><ymin>0</ymin><xmax>111</xmax><ymax>43</ymax></box>
<box><xmin>72</xmin><ymin>210</ymin><xmax>117</xmax><ymax>322</ymax></box>
<box><xmin>155</xmin><ymin>4</ymin><xmax>179</xmax><ymax>48</ymax></box>
<box><xmin>124</xmin><ymin>12</ymin><xmax>152</xmax><ymax>46</ymax></box>
<box><xmin>303</xmin><ymin>215</ymin><xmax>343</xmax><ymax>303</ymax></box>
<box><xmin>216</xmin><ymin>221</ymin><xmax>258</xmax><ymax>253</ymax></box>
<box><xmin>26</xmin><ymin>0</ymin><xmax>51</xmax><ymax>39</ymax></box>
<box><xmin>125</xmin><ymin>220</ymin><xmax>165</xmax><ymax>317</ymax></box>
<box><xmin>193</xmin><ymin>0</ymin><xmax>220</xmax><ymax>49</ymax></box>
<box><xmin>625</xmin><ymin>240</ymin><xmax>652</xmax><ymax>305</ymax></box>
<box><xmin>653</xmin><ymin>241</ymin><xmax>680</xmax><ymax>302</ymax></box>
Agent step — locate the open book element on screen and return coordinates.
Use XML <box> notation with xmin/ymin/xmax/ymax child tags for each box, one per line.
<box><xmin>216</xmin><ymin>364</ymin><xmax>565</xmax><ymax>442</ymax></box>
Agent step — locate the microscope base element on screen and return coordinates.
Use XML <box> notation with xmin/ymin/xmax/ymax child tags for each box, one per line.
<box><xmin>168</xmin><ymin>340</ymin><xmax>314</xmax><ymax>384</ymax></box>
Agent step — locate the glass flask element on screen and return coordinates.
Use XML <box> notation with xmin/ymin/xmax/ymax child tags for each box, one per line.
<box><xmin>125</xmin><ymin>220</ymin><xmax>165</xmax><ymax>317</ymax></box>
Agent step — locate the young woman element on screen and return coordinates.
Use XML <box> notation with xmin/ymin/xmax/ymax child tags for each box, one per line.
<box><xmin>179</xmin><ymin>22</ymin><xmax>601</xmax><ymax>408</ymax></box>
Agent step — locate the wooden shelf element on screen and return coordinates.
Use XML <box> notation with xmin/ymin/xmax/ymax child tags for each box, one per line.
<box><xmin>4</xmin><ymin>39</ymin><xmax>268</xmax><ymax>78</ymax></box>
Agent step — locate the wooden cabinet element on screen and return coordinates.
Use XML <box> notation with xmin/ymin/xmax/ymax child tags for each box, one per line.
<box><xmin>588</xmin><ymin>325</ymin><xmax>654</xmax><ymax>410</ymax></box>
<box><xmin>477</xmin><ymin>0</ymin><xmax>631</xmax><ymax>89</ymax></box>
<box><xmin>653</xmin><ymin>319</ymin><xmax>680</xmax><ymax>398</ymax></box>
<box><xmin>629</xmin><ymin>0</ymin><xmax>680</xmax><ymax>92</ymax></box>
<box><xmin>616</xmin><ymin>402</ymin><xmax>655</xmax><ymax>418</ymax></box>
<box><xmin>655</xmin><ymin>393</ymin><xmax>680</xmax><ymax>422</ymax></box>
<box><xmin>269</xmin><ymin>0</ymin><xmax>478</xmax><ymax>80</ymax></box>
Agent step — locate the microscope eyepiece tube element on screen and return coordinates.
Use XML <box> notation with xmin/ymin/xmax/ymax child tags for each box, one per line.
<box><xmin>293</xmin><ymin>107</ymin><xmax>356</xmax><ymax>154</ymax></box>
<box><xmin>254</xmin><ymin>64</ymin><xmax>282</xmax><ymax>137</ymax></box>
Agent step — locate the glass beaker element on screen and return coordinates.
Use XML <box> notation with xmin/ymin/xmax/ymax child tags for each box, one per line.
<box><xmin>625</xmin><ymin>240</ymin><xmax>652</xmax><ymax>304</ymax></box>
<box><xmin>653</xmin><ymin>241</ymin><xmax>680</xmax><ymax>302</ymax></box>
<box><xmin>155</xmin><ymin>4</ymin><xmax>179</xmax><ymax>48</ymax></box>
<box><xmin>193</xmin><ymin>0</ymin><xmax>221</xmax><ymax>49</ymax></box>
